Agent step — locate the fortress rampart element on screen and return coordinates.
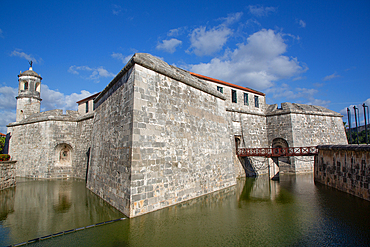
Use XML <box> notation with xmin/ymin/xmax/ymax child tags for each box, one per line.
<box><xmin>6</xmin><ymin>53</ymin><xmax>348</xmax><ymax>217</ymax></box>
<box><xmin>315</xmin><ymin>145</ymin><xmax>370</xmax><ymax>201</ymax></box>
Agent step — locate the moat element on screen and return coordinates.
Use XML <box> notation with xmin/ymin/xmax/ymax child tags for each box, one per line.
<box><xmin>1</xmin><ymin>174</ymin><xmax>370</xmax><ymax>246</ymax></box>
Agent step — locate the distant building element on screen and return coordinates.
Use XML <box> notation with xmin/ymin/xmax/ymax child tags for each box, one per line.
<box><xmin>6</xmin><ymin>53</ymin><xmax>347</xmax><ymax>217</ymax></box>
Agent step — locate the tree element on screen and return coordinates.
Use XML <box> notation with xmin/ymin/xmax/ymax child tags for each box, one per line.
<box><xmin>0</xmin><ymin>136</ymin><xmax>5</xmax><ymax>154</ymax></box>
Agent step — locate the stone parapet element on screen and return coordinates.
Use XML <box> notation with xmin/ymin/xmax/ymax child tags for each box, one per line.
<box><xmin>0</xmin><ymin>161</ymin><xmax>16</xmax><ymax>190</ymax></box>
<box><xmin>315</xmin><ymin>145</ymin><xmax>370</xmax><ymax>201</ymax></box>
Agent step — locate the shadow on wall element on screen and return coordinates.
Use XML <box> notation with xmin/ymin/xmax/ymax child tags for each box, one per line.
<box><xmin>241</xmin><ymin>157</ymin><xmax>257</xmax><ymax>177</ymax></box>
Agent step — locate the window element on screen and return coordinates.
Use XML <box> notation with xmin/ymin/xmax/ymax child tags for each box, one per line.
<box><xmin>24</xmin><ymin>82</ymin><xmax>28</xmax><ymax>90</ymax></box>
<box><xmin>232</xmin><ymin>90</ymin><xmax>237</xmax><ymax>103</ymax></box>
<box><xmin>244</xmin><ymin>93</ymin><xmax>248</xmax><ymax>105</ymax></box>
<box><xmin>254</xmin><ymin>96</ymin><xmax>259</xmax><ymax>108</ymax></box>
<box><xmin>217</xmin><ymin>86</ymin><xmax>223</xmax><ymax>93</ymax></box>
<box><xmin>85</xmin><ymin>101</ymin><xmax>89</xmax><ymax>113</ymax></box>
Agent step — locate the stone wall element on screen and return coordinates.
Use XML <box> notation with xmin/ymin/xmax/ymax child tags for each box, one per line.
<box><xmin>266</xmin><ymin>103</ymin><xmax>348</xmax><ymax>173</ymax></box>
<box><xmin>87</xmin><ymin>67</ymin><xmax>135</xmax><ymax>217</ymax></box>
<box><xmin>0</xmin><ymin>161</ymin><xmax>16</xmax><ymax>190</ymax></box>
<box><xmin>7</xmin><ymin>110</ymin><xmax>91</xmax><ymax>179</ymax></box>
<box><xmin>73</xmin><ymin>114</ymin><xmax>94</xmax><ymax>179</ymax></box>
<box><xmin>315</xmin><ymin>145</ymin><xmax>370</xmax><ymax>201</ymax></box>
<box><xmin>130</xmin><ymin>64</ymin><xmax>234</xmax><ymax>217</ymax></box>
<box><xmin>87</xmin><ymin>54</ymin><xmax>235</xmax><ymax>218</ymax></box>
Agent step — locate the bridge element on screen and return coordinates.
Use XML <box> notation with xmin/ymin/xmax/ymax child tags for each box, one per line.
<box><xmin>237</xmin><ymin>146</ymin><xmax>318</xmax><ymax>157</ymax></box>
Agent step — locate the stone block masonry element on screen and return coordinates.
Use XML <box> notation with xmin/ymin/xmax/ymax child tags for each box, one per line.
<box><xmin>87</xmin><ymin>54</ymin><xmax>235</xmax><ymax>218</ymax></box>
<box><xmin>315</xmin><ymin>145</ymin><xmax>370</xmax><ymax>201</ymax></box>
<box><xmin>0</xmin><ymin>161</ymin><xmax>16</xmax><ymax>190</ymax></box>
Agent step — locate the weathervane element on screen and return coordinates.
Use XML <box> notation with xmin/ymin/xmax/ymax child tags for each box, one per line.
<box><xmin>29</xmin><ymin>60</ymin><xmax>33</xmax><ymax>68</ymax></box>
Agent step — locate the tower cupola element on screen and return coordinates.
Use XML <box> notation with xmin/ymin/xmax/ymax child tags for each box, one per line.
<box><xmin>16</xmin><ymin>61</ymin><xmax>42</xmax><ymax>121</ymax></box>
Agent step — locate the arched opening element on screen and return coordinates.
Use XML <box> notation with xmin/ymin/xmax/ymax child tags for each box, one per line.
<box><xmin>55</xmin><ymin>143</ymin><xmax>73</xmax><ymax>167</ymax></box>
<box><xmin>23</xmin><ymin>81</ymin><xmax>28</xmax><ymax>90</ymax></box>
<box><xmin>272</xmin><ymin>138</ymin><xmax>290</xmax><ymax>169</ymax></box>
<box><xmin>35</xmin><ymin>82</ymin><xmax>41</xmax><ymax>92</ymax></box>
<box><xmin>272</xmin><ymin>138</ymin><xmax>289</xmax><ymax>149</ymax></box>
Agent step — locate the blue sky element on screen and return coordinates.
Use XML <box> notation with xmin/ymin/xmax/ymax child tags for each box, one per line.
<box><xmin>1</xmin><ymin>0</ymin><xmax>369</xmax><ymax>133</ymax></box>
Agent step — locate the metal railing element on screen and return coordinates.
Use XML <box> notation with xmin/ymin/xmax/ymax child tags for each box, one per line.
<box><xmin>237</xmin><ymin>146</ymin><xmax>318</xmax><ymax>157</ymax></box>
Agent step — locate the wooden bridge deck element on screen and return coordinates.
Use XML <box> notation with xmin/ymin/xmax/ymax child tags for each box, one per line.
<box><xmin>237</xmin><ymin>146</ymin><xmax>318</xmax><ymax>157</ymax></box>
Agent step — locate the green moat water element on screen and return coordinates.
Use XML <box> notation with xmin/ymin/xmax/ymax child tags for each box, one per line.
<box><xmin>1</xmin><ymin>174</ymin><xmax>370</xmax><ymax>246</ymax></box>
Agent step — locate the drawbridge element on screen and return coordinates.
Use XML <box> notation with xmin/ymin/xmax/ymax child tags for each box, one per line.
<box><xmin>237</xmin><ymin>146</ymin><xmax>318</xmax><ymax>157</ymax></box>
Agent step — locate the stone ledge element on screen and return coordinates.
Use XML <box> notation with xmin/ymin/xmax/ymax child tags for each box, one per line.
<box><xmin>95</xmin><ymin>53</ymin><xmax>226</xmax><ymax>108</ymax></box>
<box><xmin>226</xmin><ymin>107</ymin><xmax>265</xmax><ymax>117</ymax></box>
<box><xmin>317</xmin><ymin>144</ymin><xmax>370</xmax><ymax>151</ymax></box>
<box><xmin>266</xmin><ymin>102</ymin><xmax>343</xmax><ymax>117</ymax></box>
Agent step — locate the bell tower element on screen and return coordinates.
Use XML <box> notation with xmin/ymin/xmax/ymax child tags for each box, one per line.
<box><xmin>16</xmin><ymin>61</ymin><xmax>42</xmax><ymax>121</ymax></box>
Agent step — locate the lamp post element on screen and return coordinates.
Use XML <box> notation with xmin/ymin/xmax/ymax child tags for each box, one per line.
<box><xmin>347</xmin><ymin>108</ymin><xmax>352</xmax><ymax>144</ymax></box>
<box><xmin>363</xmin><ymin>103</ymin><xmax>369</xmax><ymax>144</ymax></box>
<box><xmin>354</xmin><ymin>106</ymin><xmax>360</xmax><ymax>144</ymax></box>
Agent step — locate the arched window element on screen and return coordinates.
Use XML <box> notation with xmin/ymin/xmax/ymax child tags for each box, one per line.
<box><xmin>24</xmin><ymin>81</ymin><xmax>28</xmax><ymax>90</ymax></box>
<box><xmin>35</xmin><ymin>82</ymin><xmax>41</xmax><ymax>92</ymax></box>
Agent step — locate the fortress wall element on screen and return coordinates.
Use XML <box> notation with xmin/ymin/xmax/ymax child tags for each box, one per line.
<box><xmin>291</xmin><ymin>114</ymin><xmax>348</xmax><ymax>173</ymax></box>
<box><xmin>130</xmin><ymin>64</ymin><xmax>235</xmax><ymax>217</ymax></box>
<box><xmin>87</xmin><ymin>67</ymin><xmax>135</xmax><ymax>217</ymax></box>
<box><xmin>229</xmin><ymin>111</ymin><xmax>270</xmax><ymax>176</ymax></box>
<box><xmin>8</xmin><ymin>120</ymin><xmax>77</xmax><ymax>178</ymax></box>
<box><xmin>0</xmin><ymin>161</ymin><xmax>16</xmax><ymax>190</ymax></box>
<box><xmin>315</xmin><ymin>145</ymin><xmax>370</xmax><ymax>201</ymax></box>
<box><xmin>290</xmin><ymin>114</ymin><xmax>347</xmax><ymax>147</ymax></box>
<box><xmin>266</xmin><ymin>103</ymin><xmax>348</xmax><ymax>173</ymax></box>
<box><xmin>73</xmin><ymin>115</ymin><xmax>94</xmax><ymax>179</ymax></box>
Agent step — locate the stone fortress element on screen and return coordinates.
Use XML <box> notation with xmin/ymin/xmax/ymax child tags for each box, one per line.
<box><xmin>6</xmin><ymin>53</ymin><xmax>347</xmax><ymax>217</ymax></box>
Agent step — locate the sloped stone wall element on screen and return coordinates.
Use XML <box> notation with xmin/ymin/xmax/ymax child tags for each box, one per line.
<box><xmin>315</xmin><ymin>145</ymin><xmax>370</xmax><ymax>201</ymax></box>
<box><xmin>129</xmin><ymin>64</ymin><xmax>234</xmax><ymax>217</ymax></box>
<box><xmin>73</xmin><ymin>114</ymin><xmax>94</xmax><ymax>179</ymax></box>
<box><xmin>87</xmin><ymin>67</ymin><xmax>135</xmax><ymax>217</ymax></box>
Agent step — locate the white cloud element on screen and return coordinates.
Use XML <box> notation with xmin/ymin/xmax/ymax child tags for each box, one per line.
<box><xmin>305</xmin><ymin>98</ymin><xmax>330</xmax><ymax>108</ymax></box>
<box><xmin>10</xmin><ymin>50</ymin><xmax>39</xmax><ymax>63</ymax></box>
<box><xmin>40</xmin><ymin>84</ymin><xmax>95</xmax><ymax>112</ymax></box>
<box><xmin>323</xmin><ymin>72</ymin><xmax>340</xmax><ymax>81</ymax></box>
<box><xmin>112</xmin><ymin>53</ymin><xmax>133</xmax><ymax>64</ymax></box>
<box><xmin>0</xmin><ymin>84</ymin><xmax>95</xmax><ymax>133</ymax></box>
<box><xmin>340</xmin><ymin>98</ymin><xmax>370</xmax><ymax>125</ymax></box>
<box><xmin>0</xmin><ymin>85</ymin><xmax>17</xmax><ymax>133</ymax></box>
<box><xmin>292</xmin><ymin>76</ymin><xmax>306</xmax><ymax>81</ymax></box>
<box><xmin>189</xmin><ymin>29</ymin><xmax>306</xmax><ymax>90</ymax></box>
<box><xmin>156</xmin><ymin>39</ymin><xmax>182</xmax><ymax>53</ymax></box>
<box><xmin>68</xmin><ymin>65</ymin><xmax>115</xmax><ymax>82</ymax></box>
<box><xmin>168</xmin><ymin>27</ymin><xmax>187</xmax><ymax>37</ymax></box>
<box><xmin>0</xmin><ymin>86</ymin><xmax>17</xmax><ymax>111</ymax></box>
<box><xmin>299</xmin><ymin>20</ymin><xmax>306</xmax><ymax>28</ymax></box>
<box><xmin>0</xmin><ymin>110</ymin><xmax>16</xmax><ymax>134</ymax></box>
<box><xmin>112</xmin><ymin>4</ymin><xmax>122</xmax><ymax>15</ymax></box>
<box><xmin>248</xmin><ymin>5</ymin><xmax>277</xmax><ymax>17</ymax></box>
<box><xmin>188</xmin><ymin>26</ymin><xmax>232</xmax><ymax>56</ymax></box>
<box><xmin>219</xmin><ymin>12</ymin><xmax>243</xmax><ymax>25</ymax></box>
<box><xmin>265</xmin><ymin>84</ymin><xmax>330</xmax><ymax>107</ymax></box>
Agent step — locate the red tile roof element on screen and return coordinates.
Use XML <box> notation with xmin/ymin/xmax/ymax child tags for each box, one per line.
<box><xmin>76</xmin><ymin>92</ymin><xmax>101</xmax><ymax>104</ymax></box>
<box><xmin>0</xmin><ymin>132</ymin><xmax>6</xmax><ymax>137</ymax></box>
<box><xmin>189</xmin><ymin>72</ymin><xmax>265</xmax><ymax>96</ymax></box>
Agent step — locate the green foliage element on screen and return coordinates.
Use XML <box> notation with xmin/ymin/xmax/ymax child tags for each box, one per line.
<box><xmin>0</xmin><ymin>136</ymin><xmax>5</xmax><ymax>153</ymax></box>
<box><xmin>347</xmin><ymin>128</ymin><xmax>370</xmax><ymax>144</ymax></box>
<box><xmin>0</xmin><ymin>154</ymin><xmax>10</xmax><ymax>161</ymax></box>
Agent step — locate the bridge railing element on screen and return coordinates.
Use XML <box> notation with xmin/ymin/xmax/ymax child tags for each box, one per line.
<box><xmin>237</xmin><ymin>146</ymin><xmax>318</xmax><ymax>157</ymax></box>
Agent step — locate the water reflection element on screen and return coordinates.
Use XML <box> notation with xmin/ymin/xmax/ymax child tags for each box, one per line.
<box><xmin>2</xmin><ymin>174</ymin><xmax>370</xmax><ymax>246</ymax></box>
<box><xmin>0</xmin><ymin>178</ymin><xmax>123</xmax><ymax>246</ymax></box>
